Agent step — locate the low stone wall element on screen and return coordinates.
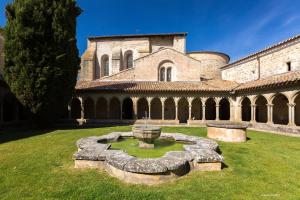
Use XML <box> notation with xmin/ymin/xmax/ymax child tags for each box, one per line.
<box><xmin>249</xmin><ymin>123</ymin><xmax>300</xmax><ymax>136</ymax></box>
<box><xmin>73</xmin><ymin>132</ymin><xmax>224</xmax><ymax>185</ymax></box>
<box><xmin>207</xmin><ymin>122</ymin><xmax>247</xmax><ymax>142</ymax></box>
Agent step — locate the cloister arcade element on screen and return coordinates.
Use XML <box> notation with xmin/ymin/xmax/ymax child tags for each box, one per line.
<box><xmin>69</xmin><ymin>89</ymin><xmax>300</xmax><ymax>128</ymax></box>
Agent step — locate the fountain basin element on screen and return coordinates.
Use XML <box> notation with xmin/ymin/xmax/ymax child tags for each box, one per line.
<box><xmin>132</xmin><ymin>126</ymin><xmax>161</xmax><ymax>149</ymax></box>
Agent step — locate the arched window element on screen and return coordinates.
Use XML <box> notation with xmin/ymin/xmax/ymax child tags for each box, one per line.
<box><xmin>124</xmin><ymin>50</ymin><xmax>133</xmax><ymax>69</ymax></box>
<box><xmin>126</xmin><ymin>53</ymin><xmax>133</xmax><ymax>68</ymax></box>
<box><xmin>159</xmin><ymin>67</ymin><xmax>165</xmax><ymax>82</ymax></box>
<box><xmin>101</xmin><ymin>55</ymin><xmax>109</xmax><ymax>77</ymax></box>
<box><xmin>167</xmin><ymin>67</ymin><xmax>172</xmax><ymax>82</ymax></box>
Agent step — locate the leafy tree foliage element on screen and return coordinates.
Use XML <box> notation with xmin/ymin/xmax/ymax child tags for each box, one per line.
<box><xmin>4</xmin><ymin>0</ymin><xmax>81</xmax><ymax>126</ymax></box>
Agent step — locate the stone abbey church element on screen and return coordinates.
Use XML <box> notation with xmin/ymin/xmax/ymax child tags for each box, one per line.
<box><xmin>0</xmin><ymin>32</ymin><xmax>300</xmax><ymax>134</ymax></box>
<box><xmin>70</xmin><ymin>32</ymin><xmax>300</xmax><ymax>134</ymax></box>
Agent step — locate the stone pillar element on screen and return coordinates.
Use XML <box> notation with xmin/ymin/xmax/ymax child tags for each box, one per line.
<box><xmin>267</xmin><ymin>104</ymin><xmax>274</xmax><ymax>124</ymax></box>
<box><xmin>288</xmin><ymin>103</ymin><xmax>296</xmax><ymax>126</ymax></box>
<box><xmin>174</xmin><ymin>97</ymin><xmax>179</xmax><ymax>121</ymax></box>
<box><xmin>80</xmin><ymin>98</ymin><xmax>84</xmax><ymax>120</ymax></box>
<box><xmin>215</xmin><ymin>103</ymin><xmax>220</xmax><ymax>121</ymax></box>
<box><xmin>147</xmin><ymin>97</ymin><xmax>152</xmax><ymax>120</ymax></box>
<box><xmin>132</xmin><ymin>97</ymin><xmax>138</xmax><ymax>120</ymax></box>
<box><xmin>188</xmin><ymin>97</ymin><xmax>193</xmax><ymax>121</ymax></box>
<box><xmin>202</xmin><ymin>104</ymin><xmax>206</xmax><ymax>121</ymax></box>
<box><xmin>250</xmin><ymin>104</ymin><xmax>256</xmax><ymax>123</ymax></box>
<box><xmin>161</xmin><ymin>98</ymin><xmax>165</xmax><ymax>120</ymax></box>
<box><xmin>93</xmin><ymin>101</ymin><xmax>97</xmax><ymax>119</ymax></box>
<box><xmin>236</xmin><ymin>104</ymin><xmax>242</xmax><ymax>122</ymax></box>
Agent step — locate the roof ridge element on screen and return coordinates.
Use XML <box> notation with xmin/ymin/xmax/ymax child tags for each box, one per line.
<box><xmin>221</xmin><ymin>34</ymin><xmax>300</xmax><ymax>69</ymax></box>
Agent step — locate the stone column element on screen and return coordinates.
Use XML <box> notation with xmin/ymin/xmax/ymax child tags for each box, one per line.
<box><xmin>188</xmin><ymin>97</ymin><xmax>193</xmax><ymax>121</ymax></box>
<box><xmin>174</xmin><ymin>97</ymin><xmax>179</xmax><ymax>121</ymax></box>
<box><xmin>267</xmin><ymin>104</ymin><xmax>274</xmax><ymax>124</ymax></box>
<box><xmin>147</xmin><ymin>97</ymin><xmax>152</xmax><ymax>120</ymax></box>
<box><xmin>132</xmin><ymin>97</ymin><xmax>138</xmax><ymax>120</ymax></box>
<box><xmin>160</xmin><ymin>98</ymin><xmax>165</xmax><ymax>120</ymax></box>
<box><xmin>250</xmin><ymin>104</ymin><xmax>256</xmax><ymax>123</ymax></box>
<box><xmin>202</xmin><ymin>104</ymin><xmax>206</xmax><ymax>121</ymax></box>
<box><xmin>201</xmin><ymin>98</ymin><xmax>207</xmax><ymax>121</ymax></box>
<box><xmin>215</xmin><ymin>103</ymin><xmax>220</xmax><ymax>121</ymax></box>
<box><xmin>236</xmin><ymin>104</ymin><xmax>242</xmax><ymax>122</ymax></box>
<box><xmin>80</xmin><ymin>98</ymin><xmax>84</xmax><ymax>120</ymax></box>
<box><xmin>288</xmin><ymin>103</ymin><xmax>296</xmax><ymax>126</ymax></box>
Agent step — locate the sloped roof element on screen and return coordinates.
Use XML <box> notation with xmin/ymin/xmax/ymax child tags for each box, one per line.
<box><xmin>235</xmin><ymin>71</ymin><xmax>300</xmax><ymax>91</ymax></box>
<box><xmin>76</xmin><ymin>79</ymin><xmax>239</xmax><ymax>92</ymax></box>
<box><xmin>76</xmin><ymin>71</ymin><xmax>300</xmax><ymax>93</ymax></box>
<box><xmin>222</xmin><ymin>34</ymin><xmax>300</xmax><ymax>69</ymax></box>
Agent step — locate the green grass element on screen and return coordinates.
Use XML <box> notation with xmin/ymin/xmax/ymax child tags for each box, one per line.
<box><xmin>109</xmin><ymin>138</ymin><xmax>184</xmax><ymax>158</ymax></box>
<box><xmin>0</xmin><ymin>126</ymin><xmax>300</xmax><ymax>200</ymax></box>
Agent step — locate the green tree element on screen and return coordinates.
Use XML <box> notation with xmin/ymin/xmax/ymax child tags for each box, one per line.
<box><xmin>4</xmin><ymin>0</ymin><xmax>81</xmax><ymax>126</ymax></box>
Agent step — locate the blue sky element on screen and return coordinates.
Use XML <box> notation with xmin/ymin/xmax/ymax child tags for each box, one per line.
<box><xmin>1</xmin><ymin>0</ymin><xmax>300</xmax><ymax>61</ymax></box>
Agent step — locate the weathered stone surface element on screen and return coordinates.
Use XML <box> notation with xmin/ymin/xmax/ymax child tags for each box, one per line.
<box><xmin>124</xmin><ymin>159</ymin><xmax>168</xmax><ymax>174</ymax></box>
<box><xmin>120</xmin><ymin>132</ymin><xmax>134</xmax><ymax>137</ymax></box>
<box><xmin>159</xmin><ymin>157</ymin><xmax>187</xmax><ymax>171</ymax></box>
<box><xmin>190</xmin><ymin>149</ymin><xmax>224</xmax><ymax>163</ymax></box>
<box><xmin>164</xmin><ymin>151</ymin><xmax>194</xmax><ymax>162</ymax></box>
<box><xmin>106</xmin><ymin>152</ymin><xmax>136</xmax><ymax>170</ymax></box>
<box><xmin>76</xmin><ymin>136</ymin><xmax>101</xmax><ymax>149</ymax></box>
<box><xmin>97</xmin><ymin>150</ymin><xmax>124</xmax><ymax>161</ymax></box>
<box><xmin>207</xmin><ymin>126</ymin><xmax>247</xmax><ymax>143</ymax></box>
<box><xmin>101</xmin><ymin>132</ymin><xmax>121</xmax><ymax>141</ymax></box>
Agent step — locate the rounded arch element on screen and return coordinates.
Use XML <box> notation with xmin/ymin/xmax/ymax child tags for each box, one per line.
<box><xmin>178</xmin><ymin>98</ymin><xmax>189</xmax><ymax>123</ymax></box>
<box><xmin>122</xmin><ymin>98</ymin><xmax>133</xmax><ymax>120</ymax></box>
<box><xmin>205</xmin><ymin>98</ymin><xmax>216</xmax><ymax>120</ymax></box>
<box><xmin>151</xmin><ymin>98</ymin><xmax>162</xmax><ymax>119</ymax></box>
<box><xmin>124</xmin><ymin>50</ymin><xmax>133</xmax><ymax>69</ymax></box>
<box><xmin>191</xmin><ymin>98</ymin><xmax>202</xmax><ymax>120</ymax></box>
<box><xmin>137</xmin><ymin>98</ymin><xmax>149</xmax><ymax>119</ymax></box>
<box><xmin>109</xmin><ymin>97</ymin><xmax>121</xmax><ymax>119</ymax></box>
<box><xmin>84</xmin><ymin>97</ymin><xmax>95</xmax><ymax>119</ymax></box>
<box><xmin>71</xmin><ymin>98</ymin><xmax>81</xmax><ymax>119</ymax></box>
<box><xmin>219</xmin><ymin>98</ymin><xmax>230</xmax><ymax>120</ymax></box>
<box><xmin>241</xmin><ymin>97</ymin><xmax>251</xmax><ymax>121</ymax></box>
<box><xmin>164</xmin><ymin>98</ymin><xmax>175</xmax><ymax>120</ymax></box>
<box><xmin>272</xmin><ymin>93</ymin><xmax>289</xmax><ymax>125</ymax></box>
<box><xmin>255</xmin><ymin>95</ymin><xmax>267</xmax><ymax>123</ymax></box>
<box><xmin>96</xmin><ymin>97</ymin><xmax>108</xmax><ymax>119</ymax></box>
<box><xmin>295</xmin><ymin>93</ymin><xmax>300</xmax><ymax>126</ymax></box>
<box><xmin>101</xmin><ymin>54</ymin><xmax>109</xmax><ymax>77</ymax></box>
<box><xmin>158</xmin><ymin>60</ymin><xmax>175</xmax><ymax>82</ymax></box>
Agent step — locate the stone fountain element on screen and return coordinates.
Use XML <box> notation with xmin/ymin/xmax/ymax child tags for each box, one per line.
<box><xmin>132</xmin><ymin>111</ymin><xmax>161</xmax><ymax>149</ymax></box>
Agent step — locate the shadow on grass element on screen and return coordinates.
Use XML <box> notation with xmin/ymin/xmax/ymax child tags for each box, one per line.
<box><xmin>0</xmin><ymin>123</ymin><xmax>131</xmax><ymax>144</ymax></box>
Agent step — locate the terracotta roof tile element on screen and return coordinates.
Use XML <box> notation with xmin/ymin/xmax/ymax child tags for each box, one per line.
<box><xmin>76</xmin><ymin>71</ymin><xmax>300</xmax><ymax>93</ymax></box>
<box><xmin>75</xmin><ymin>80</ymin><xmax>239</xmax><ymax>92</ymax></box>
<box><xmin>235</xmin><ymin>71</ymin><xmax>300</xmax><ymax>91</ymax></box>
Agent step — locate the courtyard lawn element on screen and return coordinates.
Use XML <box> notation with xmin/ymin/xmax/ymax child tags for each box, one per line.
<box><xmin>0</xmin><ymin>126</ymin><xmax>300</xmax><ymax>200</ymax></box>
